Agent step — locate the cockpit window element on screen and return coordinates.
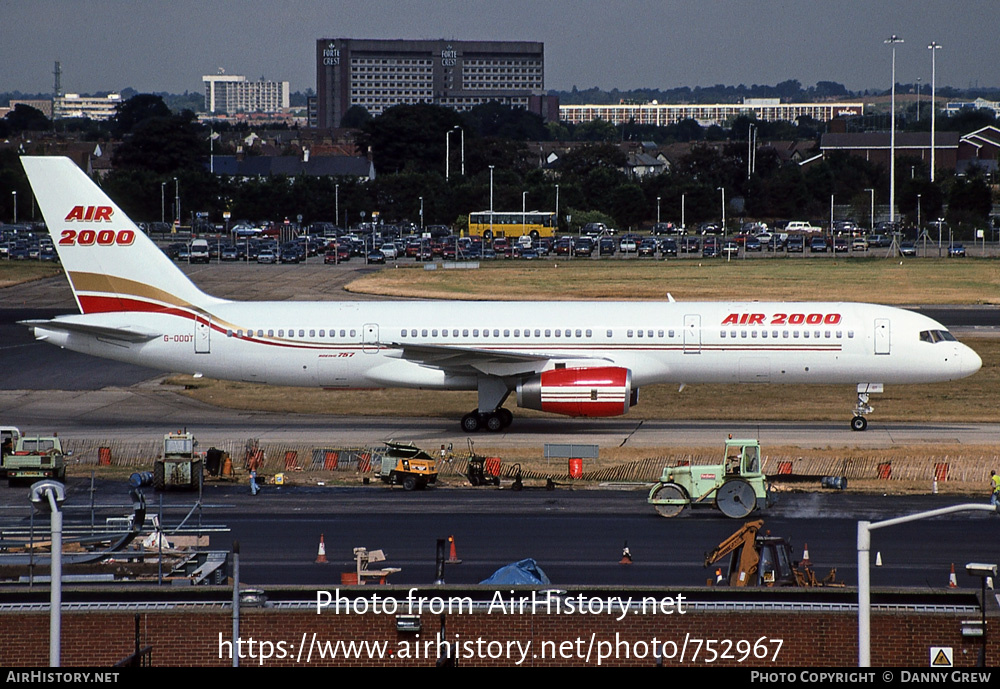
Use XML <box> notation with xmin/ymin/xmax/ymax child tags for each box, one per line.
<box><xmin>920</xmin><ymin>329</ymin><xmax>957</xmax><ymax>343</ymax></box>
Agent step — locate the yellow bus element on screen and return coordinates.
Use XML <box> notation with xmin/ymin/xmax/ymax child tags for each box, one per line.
<box><xmin>468</xmin><ymin>211</ymin><xmax>556</xmax><ymax>240</ymax></box>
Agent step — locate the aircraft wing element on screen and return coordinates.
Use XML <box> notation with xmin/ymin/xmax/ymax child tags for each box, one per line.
<box><xmin>21</xmin><ymin>318</ymin><xmax>162</xmax><ymax>344</ymax></box>
<box><xmin>390</xmin><ymin>341</ymin><xmax>610</xmax><ymax>377</ymax></box>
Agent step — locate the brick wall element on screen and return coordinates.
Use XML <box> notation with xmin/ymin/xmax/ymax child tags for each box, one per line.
<box><xmin>2</xmin><ymin>604</ymin><xmax>994</xmax><ymax>667</ymax></box>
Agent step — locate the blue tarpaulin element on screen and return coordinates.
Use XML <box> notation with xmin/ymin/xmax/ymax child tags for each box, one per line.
<box><xmin>479</xmin><ymin>558</ymin><xmax>551</xmax><ymax>585</ymax></box>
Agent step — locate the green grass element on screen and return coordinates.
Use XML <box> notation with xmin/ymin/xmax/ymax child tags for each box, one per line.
<box><xmin>0</xmin><ymin>262</ymin><xmax>62</xmax><ymax>289</ymax></box>
<box><xmin>346</xmin><ymin>258</ymin><xmax>1000</xmax><ymax>304</ymax></box>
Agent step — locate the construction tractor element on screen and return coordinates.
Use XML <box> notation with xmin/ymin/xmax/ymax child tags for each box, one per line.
<box><xmin>648</xmin><ymin>437</ymin><xmax>772</xmax><ymax>518</ymax></box>
<box><xmin>153</xmin><ymin>431</ymin><xmax>203</xmax><ymax>491</ymax></box>
<box><xmin>704</xmin><ymin>519</ymin><xmax>843</xmax><ymax>587</ymax></box>
<box><xmin>378</xmin><ymin>441</ymin><xmax>438</xmax><ymax>490</ymax></box>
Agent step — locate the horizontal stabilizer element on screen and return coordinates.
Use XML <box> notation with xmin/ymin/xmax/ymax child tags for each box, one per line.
<box><xmin>20</xmin><ymin>318</ymin><xmax>161</xmax><ymax>343</ymax></box>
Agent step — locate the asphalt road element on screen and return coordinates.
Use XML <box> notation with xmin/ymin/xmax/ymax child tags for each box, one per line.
<box><xmin>3</xmin><ymin>478</ymin><xmax>995</xmax><ymax>589</ymax></box>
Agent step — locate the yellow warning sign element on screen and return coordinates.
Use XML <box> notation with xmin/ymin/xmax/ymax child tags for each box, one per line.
<box><xmin>930</xmin><ymin>646</ymin><xmax>953</xmax><ymax>667</ymax></box>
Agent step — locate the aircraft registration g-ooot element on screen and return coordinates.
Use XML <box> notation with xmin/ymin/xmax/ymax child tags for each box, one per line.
<box><xmin>20</xmin><ymin>156</ymin><xmax>982</xmax><ymax>432</ymax></box>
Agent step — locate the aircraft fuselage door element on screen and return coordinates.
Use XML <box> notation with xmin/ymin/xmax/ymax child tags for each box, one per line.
<box><xmin>874</xmin><ymin>318</ymin><xmax>890</xmax><ymax>355</ymax></box>
<box><xmin>195</xmin><ymin>316</ymin><xmax>210</xmax><ymax>354</ymax></box>
<box><xmin>363</xmin><ymin>323</ymin><xmax>379</xmax><ymax>353</ymax></box>
<box><xmin>684</xmin><ymin>314</ymin><xmax>701</xmax><ymax>353</ymax></box>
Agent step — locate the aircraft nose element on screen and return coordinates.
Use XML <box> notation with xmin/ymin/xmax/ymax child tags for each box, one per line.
<box><xmin>958</xmin><ymin>343</ymin><xmax>983</xmax><ymax>378</ymax></box>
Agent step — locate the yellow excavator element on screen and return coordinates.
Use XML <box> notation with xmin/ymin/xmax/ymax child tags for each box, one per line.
<box><xmin>704</xmin><ymin>520</ymin><xmax>843</xmax><ymax>587</ymax></box>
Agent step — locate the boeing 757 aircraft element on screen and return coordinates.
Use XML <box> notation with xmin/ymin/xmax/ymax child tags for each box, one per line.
<box><xmin>19</xmin><ymin>156</ymin><xmax>982</xmax><ymax>432</ymax></box>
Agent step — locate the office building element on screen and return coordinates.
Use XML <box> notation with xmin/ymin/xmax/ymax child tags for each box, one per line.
<box><xmin>560</xmin><ymin>98</ymin><xmax>865</xmax><ymax>128</ymax></box>
<box><xmin>203</xmin><ymin>72</ymin><xmax>290</xmax><ymax>114</ymax></box>
<box><xmin>53</xmin><ymin>93</ymin><xmax>121</xmax><ymax>120</ymax></box>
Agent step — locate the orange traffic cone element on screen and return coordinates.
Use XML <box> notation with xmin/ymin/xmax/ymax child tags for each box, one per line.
<box><xmin>446</xmin><ymin>535</ymin><xmax>462</xmax><ymax>564</ymax></box>
<box><xmin>315</xmin><ymin>534</ymin><xmax>328</xmax><ymax>564</ymax></box>
<box><xmin>619</xmin><ymin>541</ymin><xmax>633</xmax><ymax>565</ymax></box>
<box><xmin>948</xmin><ymin>563</ymin><xmax>958</xmax><ymax>588</ymax></box>
<box><xmin>801</xmin><ymin>543</ymin><xmax>812</xmax><ymax>567</ymax></box>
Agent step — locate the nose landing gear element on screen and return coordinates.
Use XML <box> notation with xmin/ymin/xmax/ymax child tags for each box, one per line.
<box><xmin>851</xmin><ymin>384</ymin><xmax>882</xmax><ymax>431</ymax></box>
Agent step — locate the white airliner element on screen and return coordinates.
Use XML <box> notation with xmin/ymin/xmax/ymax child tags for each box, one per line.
<box><xmin>20</xmin><ymin>156</ymin><xmax>982</xmax><ymax>432</ymax></box>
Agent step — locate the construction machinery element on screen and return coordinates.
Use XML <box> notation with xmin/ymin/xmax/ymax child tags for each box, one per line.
<box><xmin>378</xmin><ymin>441</ymin><xmax>438</xmax><ymax>490</ymax></box>
<box><xmin>153</xmin><ymin>431</ymin><xmax>203</xmax><ymax>491</ymax></box>
<box><xmin>704</xmin><ymin>519</ymin><xmax>843</xmax><ymax>587</ymax></box>
<box><xmin>648</xmin><ymin>437</ymin><xmax>772</xmax><ymax>518</ymax></box>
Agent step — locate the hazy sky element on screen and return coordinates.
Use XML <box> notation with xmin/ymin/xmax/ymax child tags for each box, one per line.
<box><xmin>2</xmin><ymin>1</ymin><xmax>996</xmax><ymax>96</ymax></box>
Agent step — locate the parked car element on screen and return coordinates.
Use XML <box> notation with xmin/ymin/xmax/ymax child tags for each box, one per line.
<box><xmin>573</xmin><ymin>237</ymin><xmax>594</xmax><ymax>257</ymax></box>
<box><xmin>785</xmin><ymin>235</ymin><xmax>804</xmax><ymax>253</ymax></box>
<box><xmin>598</xmin><ymin>238</ymin><xmax>616</xmax><ymax>256</ymax></box>
<box><xmin>833</xmin><ymin>237</ymin><xmax>849</xmax><ymax>253</ymax></box>
<box><xmin>619</xmin><ymin>235</ymin><xmax>638</xmax><ymax>253</ymax></box>
<box><xmin>680</xmin><ymin>236</ymin><xmax>700</xmax><ymax>253</ymax></box>
<box><xmin>809</xmin><ymin>237</ymin><xmax>828</xmax><ymax>253</ymax></box>
<box><xmin>702</xmin><ymin>237</ymin><xmax>720</xmax><ymax>258</ymax></box>
<box><xmin>367</xmin><ymin>249</ymin><xmax>386</xmax><ymax>264</ymax></box>
<box><xmin>948</xmin><ymin>243</ymin><xmax>966</xmax><ymax>257</ymax></box>
<box><xmin>899</xmin><ymin>242</ymin><xmax>917</xmax><ymax>257</ymax></box>
<box><xmin>637</xmin><ymin>238</ymin><xmax>658</xmax><ymax>257</ymax></box>
<box><xmin>257</xmin><ymin>250</ymin><xmax>277</xmax><ymax>264</ymax></box>
<box><xmin>851</xmin><ymin>238</ymin><xmax>869</xmax><ymax>252</ymax></box>
<box><xmin>660</xmin><ymin>238</ymin><xmax>678</xmax><ymax>257</ymax></box>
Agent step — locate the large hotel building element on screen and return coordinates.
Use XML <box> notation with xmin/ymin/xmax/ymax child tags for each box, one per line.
<box><xmin>314</xmin><ymin>38</ymin><xmax>553</xmax><ymax>128</ymax></box>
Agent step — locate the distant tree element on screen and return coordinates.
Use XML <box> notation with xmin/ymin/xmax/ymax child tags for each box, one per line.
<box><xmin>573</xmin><ymin>118</ymin><xmax>618</xmax><ymax>142</ymax></box>
<box><xmin>358</xmin><ymin>104</ymin><xmax>466</xmax><ymax>174</ymax></box>
<box><xmin>112</xmin><ymin>109</ymin><xmax>207</xmax><ymax>174</ymax></box>
<box><xmin>556</xmin><ymin>143</ymin><xmax>626</xmax><ymax>178</ymax></box>
<box><xmin>340</xmin><ymin>105</ymin><xmax>372</xmax><ymax>129</ymax></box>
<box><xmin>947</xmin><ymin>172</ymin><xmax>992</xmax><ymax>227</ymax></box>
<box><xmin>463</xmin><ymin>102</ymin><xmax>546</xmax><ymax>141</ymax></box>
<box><xmin>4</xmin><ymin>104</ymin><xmax>50</xmax><ymax>132</ymax></box>
<box><xmin>112</xmin><ymin>94</ymin><xmax>171</xmax><ymax>137</ymax></box>
<box><xmin>610</xmin><ymin>183</ymin><xmax>646</xmax><ymax>229</ymax></box>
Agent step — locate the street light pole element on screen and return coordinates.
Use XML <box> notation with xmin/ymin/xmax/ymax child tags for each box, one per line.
<box><xmin>885</xmin><ymin>35</ymin><xmax>904</xmax><ymax>225</ymax></box>
<box><xmin>865</xmin><ymin>188</ymin><xmax>875</xmax><ymax>230</ymax></box>
<box><xmin>928</xmin><ymin>42</ymin><xmax>942</xmax><ymax>182</ymax></box>
<box><xmin>555</xmin><ymin>184</ymin><xmax>559</xmax><ymax>232</ymax></box>
<box><xmin>657</xmin><ymin>196</ymin><xmax>661</xmax><ymax>225</ymax></box>
<box><xmin>161</xmin><ymin>182</ymin><xmax>166</xmax><ymax>224</ymax></box>
<box><xmin>445</xmin><ymin>130</ymin><xmax>450</xmax><ymax>181</ymax></box>
<box><xmin>681</xmin><ymin>193</ymin><xmax>686</xmax><ymax>231</ymax></box>
<box><xmin>11</xmin><ymin>191</ymin><xmax>16</xmax><ymax>224</ymax></box>
<box><xmin>489</xmin><ymin>165</ymin><xmax>494</xmax><ymax>239</ymax></box>
<box><xmin>419</xmin><ymin>196</ymin><xmax>424</xmax><ymax>231</ymax></box>
<box><xmin>173</xmin><ymin>177</ymin><xmax>180</xmax><ymax>226</ymax></box>
<box><xmin>718</xmin><ymin>187</ymin><xmax>726</xmax><ymax>235</ymax></box>
<box><xmin>522</xmin><ymin>191</ymin><xmax>527</xmax><ymax>237</ymax></box>
<box><xmin>858</xmin><ymin>504</ymin><xmax>998</xmax><ymax>666</ymax></box>
<box><xmin>335</xmin><ymin>184</ymin><xmax>339</xmax><ymax>230</ymax></box>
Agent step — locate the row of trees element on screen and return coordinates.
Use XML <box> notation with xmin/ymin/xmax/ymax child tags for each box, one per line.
<box><xmin>1</xmin><ymin>95</ymin><xmax>995</xmax><ymax>237</ymax></box>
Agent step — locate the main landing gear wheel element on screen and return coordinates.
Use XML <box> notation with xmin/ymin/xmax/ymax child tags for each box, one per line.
<box><xmin>650</xmin><ymin>483</ymin><xmax>686</xmax><ymax>518</ymax></box>
<box><xmin>460</xmin><ymin>408</ymin><xmax>513</xmax><ymax>432</ymax></box>
<box><xmin>851</xmin><ymin>415</ymin><xmax>868</xmax><ymax>432</ymax></box>
<box><xmin>716</xmin><ymin>478</ymin><xmax>756</xmax><ymax>519</ymax></box>
<box><xmin>497</xmin><ymin>408</ymin><xmax>513</xmax><ymax>428</ymax></box>
<box><xmin>461</xmin><ymin>411</ymin><xmax>481</xmax><ymax>432</ymax></box>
